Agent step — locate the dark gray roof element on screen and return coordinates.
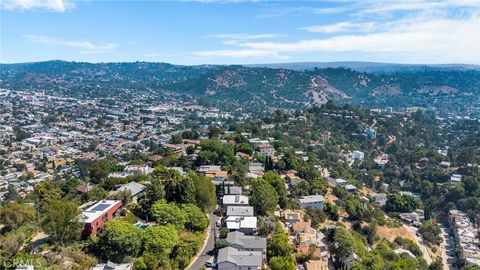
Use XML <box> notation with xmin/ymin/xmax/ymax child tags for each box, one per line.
<box><xmin>116</xmin><ymin>181</ymin><xmax>146</xmax><ymax>196</ymax></box>
<box><xmin>226</xmin><ymin>231</ymin><xmax>267</xmax><ymax>250</ymax></box>
<box><xmin>224</xmin><ymin>186</ymin><xmax>243</xmax><ymax>195</ymax></box>
<box><xmin>217</xmin><ymin>247</ymin><xmax>263</xmax><ymax>267</ymax></box>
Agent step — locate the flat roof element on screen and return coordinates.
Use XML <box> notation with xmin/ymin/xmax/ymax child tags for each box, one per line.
<box><xmin>81</xmin><ymin>200</ymin><xmax>121</xmax><ymax>223</ymax></box>
<box><xmin>226</xmin><ymin>216</ymin><xmax>257</xmax><ymax>229</ymax></box>
<box><xmin>227</xmin><ymin>206</ymin><xmax>254</xmax><ymax>217</ymax></box>
<box><xmin>299</xmin><ymin>195</ymin><xmax>325</xmax><ymax>204</ymax></box>
<box><xmin>223</xmin><ymin>195</ymin><xmax>249</xmax><ymax>205</ymax></box>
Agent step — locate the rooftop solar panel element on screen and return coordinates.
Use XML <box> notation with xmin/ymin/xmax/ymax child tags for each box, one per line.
<box><xmin>90</xmin><ymin>203</ymin><xmax>110</xmax><ymax>212</ymax></box>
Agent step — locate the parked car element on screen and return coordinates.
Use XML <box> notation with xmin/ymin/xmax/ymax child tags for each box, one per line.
<box><xmin>205</xmin><ymin>261</ymin><xmax>216</xmax><ymax>268</ymax></box>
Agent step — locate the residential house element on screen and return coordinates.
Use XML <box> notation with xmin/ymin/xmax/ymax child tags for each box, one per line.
<box><xmin>80</xmin><ymin>200</ymin><xmax>122</xmax><ymax>236</ymax></box>
<box><xmin>345</xmin><ymin>184</ymin><xmax>357</xmax><ymax>192</ymax></box>
<box><xmin>298</xmin><ymin>195</ymin><xmax>325</xmax><ymax>210</ymax></box>
<box><xmin>257</xmin><ymin>143</ymin><xmax>275</xmax><ymax>157</ymax></box>
<box><xmin>292</xmin><ymin>220</ymin><xmax>321</xmax><ymax>245</ymax></box>
<box><xmin>374</xmin><ymin>193</ymin><xmax>387</xmax><ymax>207</ymax></box>
<box><xmin>284</xmin><ymin>210</ymin><xmax>302</xmax><ymax>224</ymax></box>
<box><xmin>205</xmin><ymin>170</ymin><xmax>228</xmax><ymax>179</ymax></box>
<box><xmin>226</xmin><ymin>216</ymin><xmax>257</xmax><ymax>235</ymax></box>
<box><xmin>223</xmin><ymin>195</ymin><xmax>249</xmax><ymax>207</ymax></box>
<box><xmin>116</xmin><ymin>181</ymin><xmax>146</xmax><ymax>202</ymax></box>
<box><xmin>352</xmin><ymin>151</ymin><xmax>365</xmax><ymax>160</ymax></box>
<box><xmin>450</xmin><ymin>174</ymin><xmax>462</xmax><ymax>184</ymax></box>
<box><xmin>217</xmin><ymin>247</ymin><xmax>263</xmax><ymax>270</ymax></box>
<box><xmin>304</xmin><ymin>258</ymin><xmax>329</xmax><ymax>270</ymax></box>
<box><xmin>224</xmin><ymin>186</ymin><xmax>243</xmax><ymax>195</ymax></box>
<box><xmin>226</xmin><ymin>231</ymin><xmax>267</xmax><ymax>256</ymax></box>
<box><xmin>198</xmin><ymin>165</ymin><xmax>221</xmax><ymax>173</ymax></box>
<box><xmin>76</xmin><ymin>182</ymin><xmax>96</xmax><ymax>194</ymax></box>
<box><xmin>227</xmin><ymin>206</ymin><xmax>254</xmax><ymax>217</ymax></box>
<box><xmin>91</xmin><ymin>261</ymin><xmax>133</xmax><ymax>270</ymax></box>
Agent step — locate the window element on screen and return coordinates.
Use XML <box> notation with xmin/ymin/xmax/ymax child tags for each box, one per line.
<box><xmin>102</xmin><ymin>214</ymin><xmax>107</xmax><ymax>223</ymax></box>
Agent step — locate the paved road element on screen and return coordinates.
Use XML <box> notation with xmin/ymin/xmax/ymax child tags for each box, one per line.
<box><xmin>439</xmin><ymin>226</ymin><xmax>457</xmax><ymax>270</ymax></box>
<box><xmin>403</xmin><ymin>224</ymin><xmax>433</xmax><ymax>264</ymax></box>
<box><xmin>187</xmin><ymin>213</ymin><xmax>218</xmax><ymax>270</ymax></box>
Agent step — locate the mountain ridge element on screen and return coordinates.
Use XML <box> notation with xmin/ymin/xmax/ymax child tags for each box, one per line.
<box><xmin>1</xmin><ymin>61</ymin><xmax>479</xmax><ymax>115</ymax></box>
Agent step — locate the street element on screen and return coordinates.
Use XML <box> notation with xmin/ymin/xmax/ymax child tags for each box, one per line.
<box><xmin>186</xmin><ymin>213</ymin><xmax>218</xmax><ymax>270</ymax></box>
<box><xmin>439</xmin><ymin>226</ymin><xmax>457</xmax><ymax>270</ymax></box>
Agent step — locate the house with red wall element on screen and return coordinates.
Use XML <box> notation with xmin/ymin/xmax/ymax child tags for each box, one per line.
<box><xmin>80</xmin><ymin>200</ymin><xmax>122</xmax><ymax>236</ymax></box>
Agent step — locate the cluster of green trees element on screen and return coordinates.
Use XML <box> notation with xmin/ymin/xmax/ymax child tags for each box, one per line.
<box><xmin>384</xmin><ymin>194</ymin><xmax>420</xmax><ymax>213</ymax></box>
<box><xmin>325</xmin><ymin>226</ymin><xmax>429</xmax><ymax>270</ymax></box>
<box><xmin>0</xmin><ymin>164</ymin><xmax>216</xmax><ymax>269</ymax></box>
<box><xmin>92</xmin><ymin>200</ymin><xmax>207</xmax><ymax>269</ymax></box>
<box><xmin>418</xmin><ymin>221</ymin><xmax>442</xmax><ymax>246</ymax></box>
<box><xmin>267</xmin><ymin>225</ymin><xmax>295</xmax><ymax>270</ymax></box>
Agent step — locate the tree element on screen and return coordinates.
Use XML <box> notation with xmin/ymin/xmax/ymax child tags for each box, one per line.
<box><xmin>419</xmin><ymin>220</ymin><xmax>442</xmax><ymax>245</ymax></box>
<box><xmin>262</xmin><ymin>171</ymin><xmax>287</xmax><ymax>209</ymax></box>
<box><xmin>173</xmin><ymin>232</ymin><xmax>204</xmax><ymax>269</ymax></box>
<box><xmin>86</xmin><ymin>186</ymin><xmax>108</xmax><ymax>201</ymax></box>
<box><xmin>182</xmin><ymin>204</ymin><xmax>208</xmax><ymax>232</ymax></box>
<box><xmin>324</xmin><ymin>201</ymin><xmax>339</xmax><ymax>221</ymax></box>
<box><xmin>428</xmin><ymin>257</ymin><xmax>443</xmax><ymax>270</ymax></box>
<box><xmin>40</xmin><ymin>198</ymin><xmax>82</xmax><ymax>245</ymax></box>
<box><xmin>97</xmin><ymin>220</ymin><xmax>143</xmax><ymax>262</ymax></box>
<box><xmin>0</xmin><ymin>202</ymin><xmax>35</xmax><ymax>231</ymax></box>
<box><xmin>151</xmin><ymin>200</ymin><xmax>186</xmax><ymax>229</ymax></box>
<box><xmin>143</xmin><ymin>225</ymin><xmax>179</xmax><ymax>255</ymax></box>
<box><xmin>257</xmin><ymin>216</ymin><xmax>277</xmax><ymax>237</ymax></box>
<box><xmin>384</xmin><ymin>194</ymin><xmax>419</xmax><ymax>213</ymax></box>
<box><xmin>268</xmin><ymin>230</ymin><xmax>294</xmax><ymax>257</ymax></box>
<box><xmin>164</xmin><ymin>173</ymin><xmax>196</xmax><ymax>204</ymax></box>
<box><xmin>304</xmin><ymin>207</ymin><xmax>326</xmax><ymax>227</ymax></box>
<box><xmin>192</xmin><ymin>174</ymin><xmax>216</xmax><ymax>211</ymax></box>
<box><xmin>89</xmin><ymin>158</ymin><xmax>117</xmax><ymax>183</ymax></box>
<box><xmin>4</xmin><ymin>186</ymin><xmax>20</xmax><ymax>201</ymax></box>
<box><xmin>0</xmin><ymin>227</ymin><xmax>32</xmax><ymax>257</ymax></box>
<box><xmin>328</xmin><ymin>227</ymin><xmax>355</xmax><ymax>269</ymax></box>
<box><xmin>269</xmin><ymin>256</ymin><xmax>295</xmax><ymax>270</ymax></box>
<box><xmin>235</xmin><ymin>142</ymin><xmax>253</xmax><ymax>155</ymax></box>
<box><xmin>33</xmin><ymin>180</ymin><xmax>62</xmax><ymax>203</ymax></box>
<box><xmin>250</xmin><ymin>179</ymin><xmax>279</xmax><ymax>216</ymax></box>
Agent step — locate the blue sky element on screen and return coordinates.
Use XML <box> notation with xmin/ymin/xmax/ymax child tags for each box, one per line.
<box><xmin>1</xmin><ymin>0</ymin><xmax>479</xmax><ymax>64</ymax></box>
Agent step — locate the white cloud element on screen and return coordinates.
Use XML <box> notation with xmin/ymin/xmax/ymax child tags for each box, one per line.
<box><xmin>193</xmin><ymin>49</ymin><xmax>280</xmax><ymax>58</ymax></box>
<box><xmin>208</xmin><ymin>33</ymin><xmax>285</xmax><ymax>40</ymax></box>
<box><xmin>1</xmin><ymin>0</ymin><xmax>74</xmax><ymax>12</ymax></box>
<box><xmin>356</xmin><ymin>0</ymin><xmax>480</xmax><ymax>14</ymax></box>
<box><xmin>301</xmin><ymin>22</ymin><xmax>376</xmax><ymax>33</ymax></box>
<box><xmin>195</xmin><ymin>15</ymin><xmax>480</xmax><ymax>64</ymax></box>
<box><xmin>312</xmin><ymin>7</ymin><xmax>347</xmax><ymax>14</ymax></box>
<box><xmin>24</xmin><ymin>34</ymin><xmax>118</xmax><ymax>53</ymax></box>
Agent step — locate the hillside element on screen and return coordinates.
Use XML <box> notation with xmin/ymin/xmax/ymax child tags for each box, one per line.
<box><xmin>1</xmin><ymin>61</ymin><xmax>479</xmax><ymax>115</ymax></box>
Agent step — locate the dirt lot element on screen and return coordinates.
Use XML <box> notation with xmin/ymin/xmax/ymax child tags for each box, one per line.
<box><xmin>377</xmin><ymin>225</ymin><xmax>417</xmax><ymax>242</ymax></box>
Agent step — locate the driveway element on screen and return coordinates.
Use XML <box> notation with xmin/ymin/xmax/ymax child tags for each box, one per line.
<box><xmin>403</xmin><ymin>224</ymin><xmax>432</xmax><ymax>264</ymax></box>
<box><xmin>186</xmin><ymin>213</ymin><xmax>218</xmax><ymax>270</ymax></box>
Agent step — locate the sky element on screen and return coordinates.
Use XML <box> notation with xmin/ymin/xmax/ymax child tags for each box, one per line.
<box><xmin>1</xmin><ymin>0</ymin><xmax>479</xmax><ymax>65</ymax></box>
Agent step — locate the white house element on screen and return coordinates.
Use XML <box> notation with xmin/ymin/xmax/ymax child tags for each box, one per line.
<box><xmin>223</xmin><ymin>195</ymin><xmax>249</xmax><ymax>207</ymax></box>
<box><xmin>298</xmin><ymin>195</ymin><xmax>324</xmax><ymax>209</ymax></box>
